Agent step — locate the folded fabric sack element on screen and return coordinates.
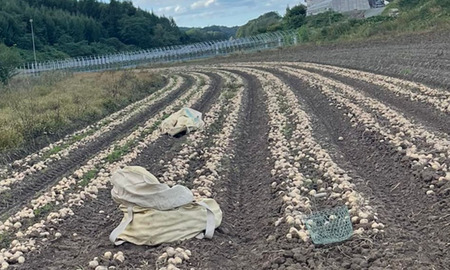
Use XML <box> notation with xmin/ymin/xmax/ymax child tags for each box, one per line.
<box><xmin>160</xmin><ymin>107</ymin><xmax>205</xmax><ymax>136</ymax></box>
<box><xmin>109</xmin><ymin>166</ymin><xmax>222</xmax><ymax>246</ymax></box>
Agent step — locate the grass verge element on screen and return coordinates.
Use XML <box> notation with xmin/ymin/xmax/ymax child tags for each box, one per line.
<box><xmin>0</xmin><ymin>70</ymin><xmax>165</xmax><ymax>154</ymax></box>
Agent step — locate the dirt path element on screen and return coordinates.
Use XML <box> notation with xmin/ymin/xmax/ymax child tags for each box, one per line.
<box><xmin>0</xmin><ymin>75</ymin><xmax>194</xmax><ymax>219</ymax></box>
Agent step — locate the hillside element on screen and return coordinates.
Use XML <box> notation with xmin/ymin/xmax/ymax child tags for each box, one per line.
<box><xmin>236</xmin><ymin>12</ymin><xmax>282</xmax><ymax>38</ymax></box>
<box><xmin>180</xmin><ymin>26</ymin><xmax>239</xmax><ymax>42</ymax></box>
<box><xmin>236</xmin><ymin>0</ymin><xmax>450</xmax><ymax>43</ymax></box>
<box><xmin>0</xmin><ymin>0</ymin><xmax>187</xmax><ymax>62</ymax></box>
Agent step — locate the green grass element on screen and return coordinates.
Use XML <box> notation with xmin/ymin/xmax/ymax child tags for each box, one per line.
<box><xmin>151</xmin><ymin>120</ymin><xmax>163</xmax><ymax>132</ymax></box>
<box><xmin>223</xmin><ymin>83</ymin><xmax>242</xmax><ymax>100</ymax></box>
<box><xmin>294</xmin><ymin>0</ymin><xmax>450</xmax><ymax>45</ymax></box>
<box><xmin>277</xmin><ymin>95</ymin><xmax>291</xmax><ymax>115</ymax></box>
<box><xmin>69</xmin><ymin>129</ymin><xmax>95</xmax><ymax>144</ymax></box>
<box><xmin>48</xmin><ymin>145</ymin><xmax>63</xmax><ymax>155</ymax></box>
<box><xmin>0</xmin><ymin>233</ymin><xmax>12</xmax><ymax>249</ymax></box>
<box><xmin>282</xmin><ymin>124</ymin><xmax>295</xmax><ymax>139</ymax></box>
<box><xmin>79</xmin><ymin>169</ymin><xmax>99</xmax><ymax>187</ymax></box>
<box><xmin>400</xmin><ymin>68</ymin><xmax>413</xmax><ymax>75</ymax></box>
<box><xmin>42</xmin><ymin>145</ymin><xmax>63</xmax><ymax>159</ymax></box>
<box><xmin>33</xmin><ymin>203</ymin><xmax>55</xmax><ymax>217</ymax></box>
<box><xmin>0</xmin><ymin>191</ymin><xmax>12</xmax><ymax>203</ymax></box>
<box><xmin>105</xmin><ymin>140</ymin><xmax>136</xmax><ymax>163</ymax></box>
<box><xmin>0</xmin><ymin>70</ymin><xmax>165</xmax><ymax>152</ymax></box>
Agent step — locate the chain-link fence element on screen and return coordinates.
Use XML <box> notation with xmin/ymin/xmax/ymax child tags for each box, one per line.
<box><xmin>17</xmin><ymin>30</ymin><xmax>299</xmax><ymax>75</ymax></box>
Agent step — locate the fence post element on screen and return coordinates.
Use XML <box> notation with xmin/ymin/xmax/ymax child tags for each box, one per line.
<box><xmin>20</xmin><ymin>30</ymin><xmax>299</xmax><ymax>74</ymax></box>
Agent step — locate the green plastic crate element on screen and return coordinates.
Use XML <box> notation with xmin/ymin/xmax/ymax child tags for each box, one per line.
<box><xmin>304</xmin><ymin>205</ymin><xmax>353</xmax><ymax>245</ymax></box>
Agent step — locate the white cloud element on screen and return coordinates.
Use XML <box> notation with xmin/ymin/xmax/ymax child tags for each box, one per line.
<box><xmin>157</xmin><ymin>6</ymin><xmax>174</xmax><ymax>13</ymax></box>
<box><xmin>174</xmin><ymin>5</ymin><xmax>183</xmax><ymax>13</ymax></box>
<box><xmin>191</xmin><ymin>0</ymin><xmax>217</xmax><ymax>9</ymax></box>
<box><xmin>157</xmin><ymin>4</ymin><xmax>185</xmax><ymax>14</ymax></box>
<box><xmin>204</xmin><ymin>0</ymin><xmax>216</xmax><ymax>7</ymax></box>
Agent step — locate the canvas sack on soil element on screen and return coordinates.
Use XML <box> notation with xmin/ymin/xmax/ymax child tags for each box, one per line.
<box><xmin>109</xmin><ymin>166</ymin><xmax>222</xmax><ymax>246</ymax></box>
<box><xmin>160</xmin><ymin>107</ymin><xmax>205</xmax><ymax>136</ymax></box>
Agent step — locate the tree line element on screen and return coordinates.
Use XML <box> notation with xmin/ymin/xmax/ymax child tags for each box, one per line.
<box><xmin>236</xmin><ymin>5</ymin><xmax>308</xmax><ymax>38</ymax></box>
<box><xmin>0</xmin><ymin>0</ymin><xmax>236</xmax><ymax>64</ymax></box>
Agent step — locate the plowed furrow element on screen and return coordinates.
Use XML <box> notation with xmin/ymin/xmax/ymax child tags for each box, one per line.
<box><xmin>0</xmin><ymin>75</ymin><xmax>194</xmax><ymax>218</ymax></box>
<box><xmin>191</xmin><ymin>72</ymin><xmax>223</xmax><ymax>111</ymax></box>
<box><xmin>298</xmin><ymin>66</ymin><xmax>450</xmax><ymax>135</ymax></box>
<box><xmin>268</xmin><ymin>68</ymin><xmax>450</xmax><ymax>269</ymax></box>
<box><xmin>183</xmin><ymin>70</ymin><xmax>278</xmax><ymax>270</ymax></box>
<box><xmin>13</xmin><ymin>72</ymin><xmax>224</xmax><ymax>270</ymax></box>
<box><xmin>0</xmin><ymin>75</ymin><xmax>177</xmax><ymax>193</ymax></box>
<box><xmin>269</xmin><ymin>64</ymin><xmax>450</xmax><ymax>193</ymax></box>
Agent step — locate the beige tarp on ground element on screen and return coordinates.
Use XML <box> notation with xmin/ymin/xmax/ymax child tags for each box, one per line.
<box><xmin>160</xmin><ymin>107</ymin><xmax>205</xmax><ymax>136</ymax></box>
<box><xmin>109</xmin><ymin>166</ymin><xmax>222</xmax><ymax>246</ymax></box>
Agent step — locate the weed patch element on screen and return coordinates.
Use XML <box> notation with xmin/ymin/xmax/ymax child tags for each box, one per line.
<box><xmin>105</xmin><ymin>140</ymin><xmax>136</xmax><ymax>163</ymax></box>
<box><xmin>33</xmin><ymin>203</ymin><xmax>55</xmax><ymax>218</ymax></box>
<box><xmin>0</xmin><ymin>233</ymin><xmax>12</xmax><ymax>249</ymax></box>
<box><xmin>79</xmin><ymin>169</ymin><xmax>99</xmax><ymax>187</ymax></box>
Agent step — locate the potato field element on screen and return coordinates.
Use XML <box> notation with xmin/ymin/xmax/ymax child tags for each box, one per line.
<box><xmin>1</xmin><ymin>36</ymin><xmax>450</xmax><ymax>270</ymax></box>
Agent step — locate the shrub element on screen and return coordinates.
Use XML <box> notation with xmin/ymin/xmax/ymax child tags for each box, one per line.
<box><xmin>0</xmin><ymin>44</ymin><xmax>22</xmax><ymax>85</ymax></box>
<box><xmin>398</xmin><ymin>0</ymin><xmax>425</xmax><ymax>10</ymax></box>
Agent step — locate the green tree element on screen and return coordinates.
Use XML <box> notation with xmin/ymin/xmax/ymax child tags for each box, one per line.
<box><xmin>0</xmin><ymin>0</ymin><xmax>197</xmax><ymax>59</ymax></box>
<box><xmin>236</xmin><ymin>12</ymin><xmax>282</xmax><ymax>37</ymax></box>
<box><xmin>118</xmin><ymin>16</ymin><xmax>154</xmax><ymax>48</ymax></box>
<box><xmin>283</xmin><ymin>4</ymin><xmax>307</xmax><ymax>30</ymax></box>
<box><xmin>0</xmin><ymin>43</ymin><xmax>22</xmax><ymax>85</ymax></box>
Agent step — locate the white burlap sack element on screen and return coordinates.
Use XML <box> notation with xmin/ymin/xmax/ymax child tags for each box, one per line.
<box><xmin>109</xmin><ymin>166</ymin><xmax>222</xmax><ymax>246</ymax></box>
<box><xmin>160</xmin><ymin>107</ymin><xmax>205</xmax><ymax>136</ymax></box>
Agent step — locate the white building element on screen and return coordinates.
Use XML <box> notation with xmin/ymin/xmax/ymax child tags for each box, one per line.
<box><xmin>307</xmin><ymin>0</ymin><xmax>371</xmax><ymax>15</ymax></box>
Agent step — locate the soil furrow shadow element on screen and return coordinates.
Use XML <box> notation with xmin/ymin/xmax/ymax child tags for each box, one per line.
<box><xmin>263</xmin><ymin>67</ymin><xmax>450</xmax><ymax>269</ymax></box>
<box><xmin>16</xmin><ymin>72</ymin><xmax>224</xmax><ymax>270</ymax></box>
<box><xmin>297</xmin><ymin>66</ymin><xmax>450</xmax><ymax>136</ymax></box>
<box><xmin>0</xmin><ymin>75</ymin><xmax>194</xmax><ymax>219</ymax></box>
<box><xmin>182</xmin><ymin>70</ymin><xmax>283</xmax><ymax>270</ymax></box>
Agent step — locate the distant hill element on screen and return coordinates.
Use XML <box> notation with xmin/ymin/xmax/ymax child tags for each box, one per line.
<box><xmin>0</xmin><ymin>0</ymin><xmax>188</xmax><ymax>61</ymax></box>
<box><xmin>179</xmin><ymin>25</ymin><xmax>239</xmax><ymax>42</ymax></box>
<box><xmin>236</xmin><ymin>12</ymin><xmax>282</xmax><ymax>38</ymax></box>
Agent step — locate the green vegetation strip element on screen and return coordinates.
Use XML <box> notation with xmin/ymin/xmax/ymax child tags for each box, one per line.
<box><xmin>0</xmin><ymin>71</ymin><xmax>165</xmax><ymax>152</ymax></box>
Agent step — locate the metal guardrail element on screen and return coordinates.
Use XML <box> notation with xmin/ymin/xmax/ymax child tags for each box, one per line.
<box><xmin>18</xmin><ymin>30</ymin><xmax>299</xmax><ymax>75</ymax></box>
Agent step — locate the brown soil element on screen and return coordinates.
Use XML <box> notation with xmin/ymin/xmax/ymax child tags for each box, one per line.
<box><xmin>188</xmin><ymin>30</ymin><xmax>450</xmax><ymax>89</ymax></box>
<box><xmin>179</xmin><ymin>70</ymin><xmax>282</xmax><ymax>270</ymax></box>
<box><xmin>264</xmin><ymin>67</ymin><xmax>450</xmax><ymax>269</ymax></box>
<box><xmin>14</xmin><ymin>72</ymin><xmax>224</xmax><ymax>270</ymax></box>
<box><xmin>8</xmin><ymin>30</ymin><xmax>450</xmax><ymax>270</ymax></box>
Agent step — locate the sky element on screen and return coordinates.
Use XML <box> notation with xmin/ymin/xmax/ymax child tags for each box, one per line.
<box><xmin>121</xmin><ymin>0</ymin><xmax>306</xmax><ymax>27</ymax></box>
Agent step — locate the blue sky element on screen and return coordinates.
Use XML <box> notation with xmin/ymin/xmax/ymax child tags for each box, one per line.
<box><xmin>123</xmin><ymin>0</ymin><xmax>306</xmax><ymax>27</ymax></box>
